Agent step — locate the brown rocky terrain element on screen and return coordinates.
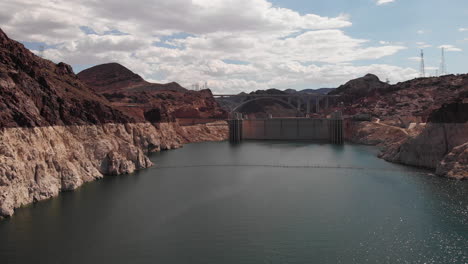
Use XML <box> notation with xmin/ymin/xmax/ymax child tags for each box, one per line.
<box><xmin>77</xmin><ymin>63</ymin><xmax>186</xmax><ymax>93</ymax></box>
<box><xmin>0</xmin><ymin>30</ymin><xmax>131</xmax><ymax>128</ymax></box>
<box><xmin>77</xmin><ymin>63</ymin><xmax>227</xmax><ymax>122</ymax></box>
<box><xmin>0</xmin><ymin>28</ymin><xmax>228</xmax><ymax>218</ymax></box>
<box><xmin>339</xmin><ymin>74</ymin><xmax>468</xmax><ymax>179</ymax></box>
<box><xmin>340</xmin><ymin>74</ymin><xmax>468</xmax><ymax>126</ymax></box>
<box><xmin>329</xmin><ymin>73</ymin><xmax>390</xmax><ymax>100</ymax></box>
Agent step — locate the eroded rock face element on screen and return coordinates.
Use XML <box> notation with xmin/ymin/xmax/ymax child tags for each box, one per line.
<box><xmin>348</xmin><ymin>101</ymin><xmax>468</xmax><ymax>180</ymax></box>
<box><xmin>0</xmin><ymin>122</ymin><xmax>228</xmax><ymax>218</ymax></box>
<box><xmin>382</xmin><ymin>123</ymin><xmax>468</xmax><ymax>169</ymax></box>
<box><xmin>436</xmin><ymin>143</ymin><xmax>468</xmax><ymax>180</ymax></box>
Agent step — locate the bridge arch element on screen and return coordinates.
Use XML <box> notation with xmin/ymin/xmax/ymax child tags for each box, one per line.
<box><xmin>230</xmin><ymin>96</ymin><xmax>300</xmax><ymax>114</ymax></box>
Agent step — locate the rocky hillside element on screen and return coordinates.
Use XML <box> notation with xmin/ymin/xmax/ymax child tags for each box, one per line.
<box><xmin>0</xmin><ymin>28</ymin><xmax>228</xmax><ymax>218</ymax></box>
<box><xmin>336</xmin><ymin>73</ymin><xmax>467</xmax><ymax>179</ymax></box>
<box><xmin>338</xmin><ymin>74</ymin><xmax>468</xmax><ymax>126</ymax></box>
<box><xmin>0</xmin><ymin>30</ymin><xmax>131</xmax><ymax>128</ymax></box>
<box><xmin>77</xmin><ymin>63</ymin><xmax>186</xmax><ymax>93</ymax></box>
<box><xmin>78</xmin><ymin>63</ymin><xmax>227</xmax><ymax>121</ymax></box>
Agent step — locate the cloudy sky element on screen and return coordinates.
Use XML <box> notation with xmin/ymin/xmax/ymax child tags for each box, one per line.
<box><xmin>1</xmin><ymin>0</ymin><xmax>467</xmax><ymax>93</ymax></box>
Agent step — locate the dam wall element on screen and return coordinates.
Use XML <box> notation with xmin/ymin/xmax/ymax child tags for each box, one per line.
<box><xmin>242</xmin><ymin>119</ymin><xmax>330</xmax><ymax>140</ymax></box>
<box><xmin>229</xmin><ymin>116</ymin><xmax>344</xmax><ymax>144</ymax></box>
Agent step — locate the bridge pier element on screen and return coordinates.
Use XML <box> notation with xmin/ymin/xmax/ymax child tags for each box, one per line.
<box><xmin>315</xmin><ymin>97</ymin><xmax>320</xmax><ymax>113</ymax></box>
<box><xmin>229</xmin><ymin>114</ymin><xmax>243</xmax><ymax>143</ymax></box>
<box><xmin>328</xmin><ymin>111</ymin><xmax>344</xmax><ymax>144</ymax></box>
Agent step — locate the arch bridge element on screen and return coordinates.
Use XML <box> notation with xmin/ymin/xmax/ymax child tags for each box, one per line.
<box><xmin>213</xmin><ymin>93</ymin><xmax>342</xmax><ymax>116</ymax></box>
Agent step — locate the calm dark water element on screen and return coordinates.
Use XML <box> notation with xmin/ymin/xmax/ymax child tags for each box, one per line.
<box><xmin>1</xmin><ymin>141</ymin><xmax>467</xmax><ymax>264</ymax></box>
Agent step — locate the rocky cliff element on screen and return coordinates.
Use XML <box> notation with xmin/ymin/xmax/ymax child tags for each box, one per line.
<box><xmin>0</xmin><ymin>28</ymin><xmax>228</xmax><ymax>218</ymax></box>
<box><xmin>346</xmin><ymin>100</ymin><xmax>467</xmax><ymax>180</ymax></box>
<box><xmin>380</xmin><ymin>100</ymin><xmax>468</xmax><ymax>179</ymax></box>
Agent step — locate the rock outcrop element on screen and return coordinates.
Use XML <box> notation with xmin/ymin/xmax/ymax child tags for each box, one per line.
<box><xmin>329</xmin><ymin>73</ymin><xmax>390</xmax><ymax>100</ymax></box>
<box><xmin>436</xmin><ymin>143</ymin><xmax>468</xmax><ymax>180</ymax></box>
<box><xmin>346</xmin><ymin>100</ymin><xmax>467</xmax><ymax>180</ymax></box>
<box><xmin>380</xmin><ymin>100</ymin><xmax>468</xmax><ymax>179</ymax></box>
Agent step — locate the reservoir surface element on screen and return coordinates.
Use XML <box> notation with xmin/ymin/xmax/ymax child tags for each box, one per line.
<box><xmin>1</xmin><ymin>141</ymin><xmax>467</xmax><ymax>263</ymax></box>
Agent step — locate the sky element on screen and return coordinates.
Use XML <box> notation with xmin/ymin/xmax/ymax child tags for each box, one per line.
<box><xmin>0</xmin><ymin>0</ymin><xmax>467</xmax><ymax>94</ymax></box>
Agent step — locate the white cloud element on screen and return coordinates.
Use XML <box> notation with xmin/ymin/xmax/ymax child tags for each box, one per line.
<box><xmin>416</xmin><ymin>42</ymin><xmax>432</xmax><ymax>49</ymax></box>
<box><xmin>408</xmin><ymin>57</ymin><xmax>421</xmax><ymax>62</ymax></box>
<box><xmin>439</xmin><ymin>44</ymin><xmax>463</xmax><ymax>52</ymax></box>
<box><xmin>0</xmin><ymin>0</ymin><xmax>416</xmax><ymax>93</ymax></box>
<box><xmin>459</xmin><ymin>28</ymin><xmax>468</xmax><ymax>32</ymax></box>
<box><xmin>376</xmin><ymin>0</ymin><xmax>395</xmax><ymax>5</ymax></box>
<box><xmin>417</xmin><ymin>30</ymin><xmax>425</xmax><ymax>35</ymax></box>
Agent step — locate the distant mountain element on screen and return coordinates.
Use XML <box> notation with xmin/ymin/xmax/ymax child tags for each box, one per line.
<box><xmin>77</xmin><ymin>63</ymin><xmax>186</xmax><ymax>93</ymax></box>
<box><xmin>299</xmin><ymin>88</ymin><xmax>335</xmax><ymax>94</ymax></box>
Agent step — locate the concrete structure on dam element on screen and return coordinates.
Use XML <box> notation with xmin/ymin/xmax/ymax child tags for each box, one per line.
<box><xmin>229</xmin><ymin>112</ymin><xmax>344</xmax><ymax>144</ymax></box>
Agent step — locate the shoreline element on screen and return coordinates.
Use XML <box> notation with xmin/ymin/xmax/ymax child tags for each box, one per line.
<box><xmin>0</xmin><ymin>121</ymin><xmax>228</xmax><ymax>219</ymax></box>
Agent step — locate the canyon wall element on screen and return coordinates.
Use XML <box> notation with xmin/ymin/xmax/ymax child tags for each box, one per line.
<box><xmin>0</xmin><ymin>28</ymin><xmax>228</xmax><ymax>219</ymax></box>
<box><xmin>0</xmin><ymin>122</ymin><xmax>227</xmax><ymax>218</ymax></box>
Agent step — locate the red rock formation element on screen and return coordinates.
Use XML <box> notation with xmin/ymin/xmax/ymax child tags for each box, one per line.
<box><xmin>77</xmin><ymin>63</ymin><xmax>227</xmax><ymax>121</ymax></box>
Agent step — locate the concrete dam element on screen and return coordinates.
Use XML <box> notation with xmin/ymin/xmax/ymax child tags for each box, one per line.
<box><xmin>229</xmin><ymin>112</ymin><xmax>344</xmax><ymax>144</ymax></box>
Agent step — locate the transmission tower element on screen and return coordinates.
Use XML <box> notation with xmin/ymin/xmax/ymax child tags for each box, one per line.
<box><xmin>419</xmin><ymin>49</ymin><xmax>425</xmax><ymax>78</ymax></box>
<box><xmin>439</xmin><ymin>47</ymin><xmax>447</xmax><ymax>76</ymax></box>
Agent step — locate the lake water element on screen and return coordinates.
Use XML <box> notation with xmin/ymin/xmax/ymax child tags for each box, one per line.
<box><xmin>1</xmin><ymin>141</ymin><xmax>467</xmax><ymax>263</ymax></box>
